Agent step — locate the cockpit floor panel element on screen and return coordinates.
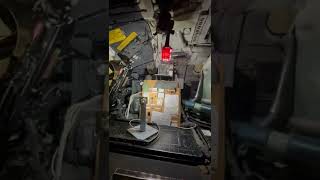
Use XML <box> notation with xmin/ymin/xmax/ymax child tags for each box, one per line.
<box><xmin>109</xmin><ymin>120</ymin><xmax>209</xmax><ymax>165</ymax></box>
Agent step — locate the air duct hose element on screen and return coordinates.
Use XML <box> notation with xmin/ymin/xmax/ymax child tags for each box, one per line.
<box><xmin>234</xmin><ymin>123</ymin><xmax>320</xmax><ymax>165</ymax></box>
<box><xmin>183</xmin><ymin>100</ymin><xmax>211</xmax><ymax>116</ymax></box>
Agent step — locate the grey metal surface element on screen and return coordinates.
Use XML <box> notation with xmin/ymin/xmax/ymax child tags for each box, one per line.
<box><xmin>69</xmin><ymin>0</ymin><xmax>107</xmax><ymax>102</ymax></box>
<box><xmin>110</xmin><ymin>152</ymin><xmax>210</xmax><ymax>180</ymax></box>
<box><xmin>238</xmin><ymin>11</ymin><xmax>283</xmax><ymax>68</ymax></box>
<box><xmin>71</xmin><ymin>0</ymin><xmax>107</xmax><ymax>41</ymax></box>
<box><xmin>294</xmin><ymin>0</ymin><xmax>320</xmax><ymax>121</ymax></box>
<box><xmin>110</xmin><ymin>6</ymin><xmax>153</xmax><ymax>76</ymax></box>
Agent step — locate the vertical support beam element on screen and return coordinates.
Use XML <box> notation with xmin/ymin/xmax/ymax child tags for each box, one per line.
<box><xmin>212</xmin><ymin>58</ymin><xmax>225</xmax><ymax>180</ymax></box>
<box><xmin>94</xmin><ymin>1</ymin><xmax>109</xmax><ymax>178</ymax></box>
<box><xmin>94</xmin><ymin>61</ymin><xmax>109</xmax><ymax>180</ymax></box>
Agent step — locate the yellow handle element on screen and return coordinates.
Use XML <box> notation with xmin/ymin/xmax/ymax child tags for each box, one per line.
<box><xmin>116</xmin><ymin>32</ymin><xmax>138</xmax><ymax>52</ymax></box>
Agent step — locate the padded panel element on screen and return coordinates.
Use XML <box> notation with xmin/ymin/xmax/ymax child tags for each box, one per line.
<box><xmin>294</xmin><ymin>0</ymin><xmax>320</xmax><ymax>120</ymax></box>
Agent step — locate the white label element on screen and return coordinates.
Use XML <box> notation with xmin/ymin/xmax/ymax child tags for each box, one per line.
<box><xmin>164</xmin><ymin>95</ymin><xmax>179</xmax><ymax>115</ymax></box>
<box><xmin>158</xmin><ymin>92</ymin><xmax>165</xmax><ymax>98</ymax></box>
<box><xmin>151</xmin><ymin>111</ymin><xmax>171</xmax><ymax>126</ymax></box>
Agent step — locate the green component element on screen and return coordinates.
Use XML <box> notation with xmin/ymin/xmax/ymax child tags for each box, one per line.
<box><xmin>142</xmin><ymin>83</ymin><xmax>149</xmax><ymax>93</ymax></box>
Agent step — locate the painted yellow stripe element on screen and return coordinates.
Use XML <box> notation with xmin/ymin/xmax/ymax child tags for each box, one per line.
<box><xmin>109</xmin><ymin>28</ymin><xmax>126</xmax><ymax>45</ymax></box>
<box><xmin>116</xmin><ymin>32</ymin><xmax>137</xmax><ymax>51</ymax></box>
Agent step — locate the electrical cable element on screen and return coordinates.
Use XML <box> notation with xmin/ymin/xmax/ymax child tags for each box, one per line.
<box><xmin>131</xmin><ymin>60</ymin><xmax>154</xmax><ymax>69</ymax></box>
<box><xmin>125</xmin><ymin>93</ymin><xmax>142</xmax><ymax>119</ymax></box>
<box><xmin>50</xmin><ymin>148</ymin><xmax>58</xmax><ymax>177</ymax></box>
<box><xmin>187</xmin><ymin>113</ymin><xmax>211</xmax><ymax>128</ymax></box>
<box><xmin>52</xmin><ymin>96</ymin><xmax>101</xmax><ymax>180</ymax></box>
<box><xmin>110</xmin><ymin>9</ymin><xmax>147</xmax><ymax>16</ymax></box>
<box><xmin>109</xmin><ymin>18</ymin><xmax>145</xmax><ymax>26</ymax></box>
<box><xmin>129</xmin><ymin>118</ymin><xmax>141</xmax><ymax>128</ymax></box>
<box><xmin>76</xmin><ymin>8</ymin><xmax>107</xmax><ymax>21</ymax></box>
<box><xmin>53</xmin><ymin>103</ymin><xmax>81</xmax><ymax>180</ymax></box>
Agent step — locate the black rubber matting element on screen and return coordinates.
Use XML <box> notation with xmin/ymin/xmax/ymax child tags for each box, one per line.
<box><xmin>109</xmin><ymin>120</ymin><xmax>209</xmax><ymax>165</ymax></box>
